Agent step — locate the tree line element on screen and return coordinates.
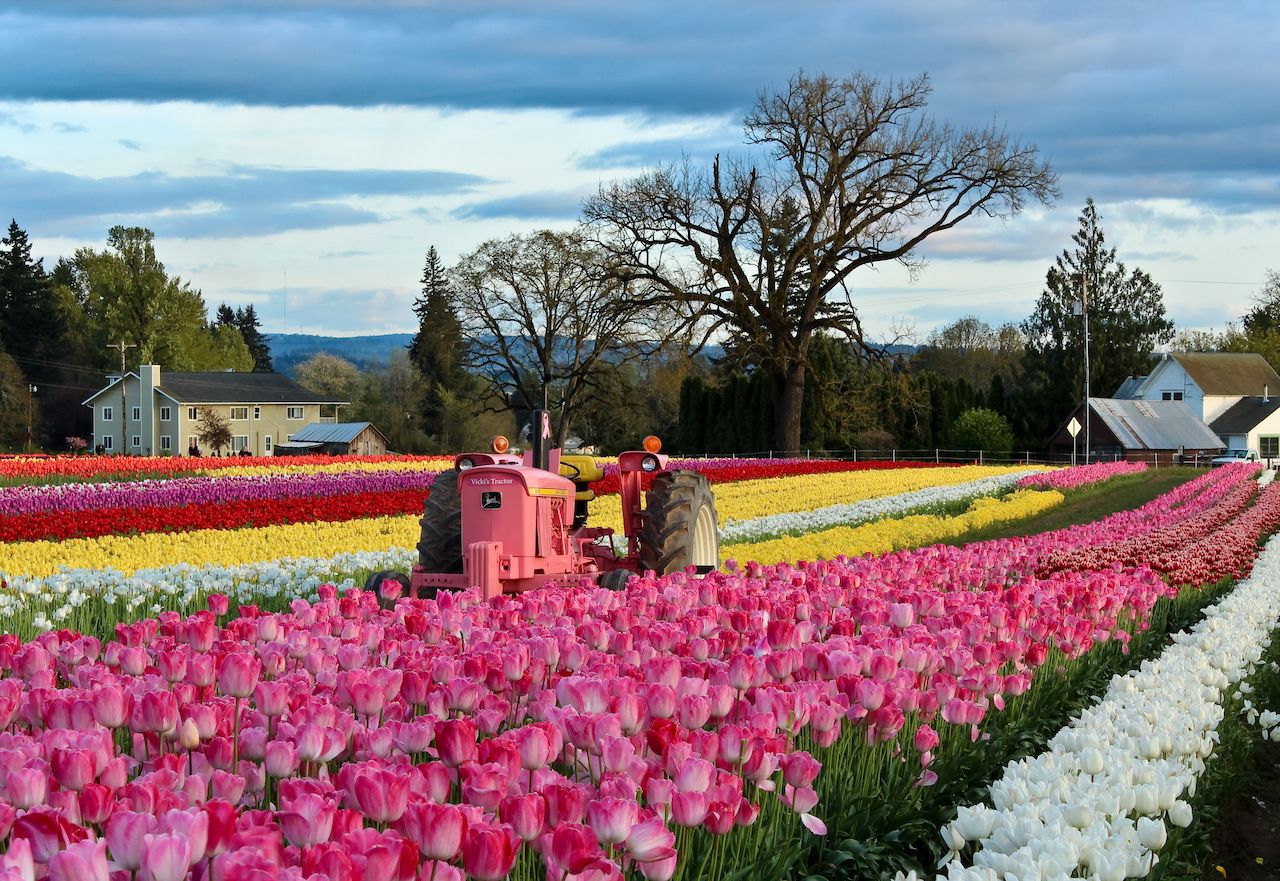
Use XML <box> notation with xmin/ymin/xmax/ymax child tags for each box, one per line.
<box><xmin>0</xmin><ymin>222</ymin><xmax>271</xmax><ymax>450</ymax></box>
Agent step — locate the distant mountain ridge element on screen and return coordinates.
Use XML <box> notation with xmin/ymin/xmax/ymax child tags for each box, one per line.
<box><xmin>267</xmin><ymin>333</ymin><xmax>415</xmax><ymax>375</ymax></box>
<box><xmin>266</xmin><ymin>333</ymin><xmax>916</xmax><ymax>377</ymax></box>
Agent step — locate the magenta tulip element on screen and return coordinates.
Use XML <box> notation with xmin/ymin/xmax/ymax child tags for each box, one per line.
<box><xmin>48</xmin><ymin>839</ymin><xmax>108</xmax><ymax>881</ymax></box>
<box><xmin>217</xmin><ymin>653</ymin><xmax>261</xmax><ymax>699</ymax></box>
<box><xmin>461</xmin><ymin>824</ymin><xmax>518</xmax><ymax>881</ymax></box>
<box><xmin>105</xmin><ymin>811</ymin><xmax>157</xmax><ymax>871</ymax></box>
<box><xmin>140</xmin><ymin>833</ymin><xmax>191</xmax><ymax>881</ymax></box>
<box><xmin>396</xmin><ymin>800</ymin><xmax>467</xmax><ymax>861</ymax></box>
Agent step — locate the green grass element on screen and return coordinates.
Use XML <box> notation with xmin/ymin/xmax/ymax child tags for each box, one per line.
<box><xmin>939</xmin><ymin>466</ymin><xmax>1206</xmax><ymax>545</ymax></box>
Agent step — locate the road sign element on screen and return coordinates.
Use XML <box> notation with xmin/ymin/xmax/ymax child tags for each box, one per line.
<box><xmin>1067</xmin><ymin>417</ymin><xmax>1082</xmax><ymax>438</ymax></box>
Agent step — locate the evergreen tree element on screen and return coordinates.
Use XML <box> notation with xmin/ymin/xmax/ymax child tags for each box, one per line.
<box><xmin>1021</xmin><ymin>199</ymin><xmax>1173</xmax><ymax>449</ymax></box>
<box><xmin>235</xmin><ymin>304</ymin><xmax>273</xmax><ymax>372</ymax></box>
<box><xmin>215</xmin><ymin>303</ymin><xmax>237</xmax><ymax>327</ymax></box>
<box><xmin>0</xmin><ymin>219</ymin><xmax>56</xmax><ymax>369</ymax></box>
<box><xmin>408</xmin><ymin>246</ymin><xmax>467</xmax><ymax>437</ymax></box>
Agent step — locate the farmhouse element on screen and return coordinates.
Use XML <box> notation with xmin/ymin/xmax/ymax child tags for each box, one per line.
<box><xmin>1048</xmin><ymin>398</ymin><xmax>1225</xmax><ymax>464</ymax></box>
<box><xmin>1112</xmin><ymin>351</ymin><xmax>1280</xmax><ymax>422</ymax></box>
<box><xmin>82</xmin><ymin>365</ymin><xmax>347</xmax><ymax>456</ymax></box>
<box><xmin>274</xmin><ymin>421</ymin><xmax>389</xmax><ymax>456</ymax></box>
<box><xmin>1209</xmin><ymin>395</ymin><xmax>1280</xmax><ymax>462</ymax></box>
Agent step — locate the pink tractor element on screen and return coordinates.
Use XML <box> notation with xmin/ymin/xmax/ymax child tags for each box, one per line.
<box><xmin>366</xmin><ymin>409</ymin><xmax>719</xmax><ymax>599</ymax></box>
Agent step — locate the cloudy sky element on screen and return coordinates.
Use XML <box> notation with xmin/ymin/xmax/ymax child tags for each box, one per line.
<box><xmin>1</xmin><ymin>0</ymin><xmax>1277</xmax><ymax>339</ymax></box>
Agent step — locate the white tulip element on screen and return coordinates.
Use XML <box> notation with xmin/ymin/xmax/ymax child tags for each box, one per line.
<box><xmin>1167</xmin><ymin>800</ymin><xmax>1193</xmax><ymax>828</ymax></box>
<box><xmin>1136</xmin><ymin>816</ymin><xmax>1167</xmax><ymax>851</ymax></box>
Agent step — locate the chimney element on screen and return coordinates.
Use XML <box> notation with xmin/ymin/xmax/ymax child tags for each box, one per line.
<box><xmin>1266</xmin><ymin>385</ymin><xmax>1270</xmax><ymax>404</ymax></box>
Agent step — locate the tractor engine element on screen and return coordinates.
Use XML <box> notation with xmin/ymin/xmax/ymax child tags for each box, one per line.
<box><xmin>456</xmin><ymin>465</ymin><xmax>576</xmax><ymax>587</ymax></box>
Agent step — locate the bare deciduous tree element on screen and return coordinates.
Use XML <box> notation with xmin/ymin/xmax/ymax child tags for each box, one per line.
<box><xmin>453</xmin><ymin>229</ymin><xmax>661</xmax><ymax>445</ymax></box>
<box><xmin>586</xmin><ymin>70</ymin><xmax>1059</xmax><ymax>452</ymax></box>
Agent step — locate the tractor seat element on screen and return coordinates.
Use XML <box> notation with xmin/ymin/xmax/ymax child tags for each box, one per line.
<box><xmin>559</xmin><ymin>454</ymin><xmax>605</xmax><ymax>501</ymax></box>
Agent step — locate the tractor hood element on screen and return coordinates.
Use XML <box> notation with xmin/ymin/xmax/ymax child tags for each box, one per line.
<box><xmin>458</xmin><ymin>464</ymin><xmax>572</xmax><ymax>498</ymax></box>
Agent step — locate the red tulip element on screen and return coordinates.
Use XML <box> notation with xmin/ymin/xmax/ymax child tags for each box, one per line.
<box><xmin>434</xmin><ymin>718</ymin><xmax>477</xmax><ymax>767</ymax></box>
<box><xmin>461</xmin><ymin>823</ymin><xmax>519</xmax><ymax>881</ymax></box>
<box><xmin>77</xmin><ymin>785</ymin><xmax>114</xmax><ymax>826</ymax></box>
<box><xmin>499</xmin><ymin>793</ymin><xmax>546</xmax><ymax>842</ymax></box>
<box><xmin>548</xmin><ymin>824</ymin><xmax>603</xmax><ymax>875</ymax></box>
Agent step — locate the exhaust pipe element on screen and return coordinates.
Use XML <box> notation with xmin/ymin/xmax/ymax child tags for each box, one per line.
<box><xmin>530</xmin><ymin>409</ymin><xmax>553</xmax><ymax>472</ymax></box>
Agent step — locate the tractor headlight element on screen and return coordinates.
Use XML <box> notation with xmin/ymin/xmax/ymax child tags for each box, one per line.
<box><xmin>458</xmin><ymin>457</ymin><xmax>475</xmax><ymax>470</ymax></box>
<box><xmin>641</xmin><ymin>455</ymin><xmax>659</xmax><ymax>473</ymax></box>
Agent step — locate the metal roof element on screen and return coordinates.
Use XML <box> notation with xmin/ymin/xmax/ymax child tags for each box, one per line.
<box><xmin>286</xmin><ymin>422</ymin><xmax>380</xmax><ymax>444</ymax></box>
<box><xmin>1112</xmin><ymin>375</ymin><xmax>1146</xmax><ymax>399</ymax></box>
<box><xmin>1090</xmin><ymin>398</ymin><xmax>1225</xmax><ymax>451</ymax></box>
<box><xmin>1210</xmin><ymin>396</ymin><xmax>1280</xmax><ymax>434</ymax></box>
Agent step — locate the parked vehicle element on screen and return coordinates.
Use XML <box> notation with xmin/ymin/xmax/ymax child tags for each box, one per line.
<box><xmin>1210</xmin><ymin>449</ymin><xmax>1259</xmax><ymax>466</ymax></box>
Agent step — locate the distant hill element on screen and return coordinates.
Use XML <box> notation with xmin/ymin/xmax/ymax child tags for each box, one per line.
<box><xmin>266</xmin><ymin>333</ymin><xmax>915</xmax><ymax>377</ymax></box>
<box><xmin>267</xmin><ymin>333</ymin><xmax>415</xmax><ymax>375</ymax></box>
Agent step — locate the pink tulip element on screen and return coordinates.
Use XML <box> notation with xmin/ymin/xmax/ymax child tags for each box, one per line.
<box><xmin>671</xmin><ymin>791</ymin><xmax>708</xmax><ymax>827</ymax></box>
<box><xmin>461</xmin><ymin>823</ymin><xmax>519</xmax><ymax>881</ymax></box>
<box><xmin>397</xmin><ymin>800</ymin><xmax>467</xmax><ymax>861</ymax></box>
<box><xmin>105</xmin><ymin>811</ymin><xmax>158</xmax><ymax>871</ymax></box>
<box><xmin>253</xmin><ymin>681</ymin><xmax>290</xmax><ymax>718</ymax></box>
<box><xmin>140</xmin><ymin>833</ymin><xmax>192</xmax><ymax>881</ymax></box>
<box><xmin>91</xmin><ymin>686</ymin><xmax>128</xmax><ymax>729</ymax></box>
<box><xmin>625</xmin><ymin>816</ymin><xmax>676</xmax><ymax>862</ymax></box>
<box><xmin>135</xmin><ymin>690</ymin><xmax>178</xmax><ymax>734</ymax></box>
<box><xmin>548</xmin><ymin>824</ymin><xmax>603</xmax><ymax>876</ymax></box>
<box><xmin>264</xmin><ymin>741</ymin><xmax>299</xmax><ymax>777</ymax></box>
<box><xmin>587</xmin><ymin>797</ymin><xmax>639</xmax><ymax>846</ymax></box>
<box><xmin>218</xmin><ymin>653</ymin><xmax>261</xmax><ymax>699</ymax></box>
<box><xmin>674</xmin><ymin>757</ymin><xmax>714</xmax><ymax>793</ymax></box>
<box><xmin>914</xmin><ymin>724</ymin><xmax>940</xmax><ymax>752</ymax></box>
<box><xmin>499</xmin><ymin>793</ymin><xmax>546</xmax><ymax>842</ymax></box>
<box><xmin>3</xmin><ymin>839</ymin><xmax>34</xmax><ymax>881</ymax></box>
<box><xmin>207</xmin><ymin>594</ymin><xmax>230</xmax><ymax>616</ymax></box>
<box><xmin>781</xmin><ymin>752</ymin><xmax>821</xmax><ymax>789</ymax></box>
<box><xmin>48</xmin><ymin>839</ymin><xmax>108</xmax><ymax>881</ymax></box>
<box><xmin>514</xmin><ymin>725</ymin><xmax>553</xmax><ymax>771</ymax></box>
<box><xmin>280</xmin><ymin>793</ymin><xmax>336</xmax><ymax>847</ymax></box>
<box><xmin>159</xmin><ymin>810</ymin><xmax>209</xmax><ymax>864</ymax></box>
<box><xmin>6</xmin><ymin>768</ymin><xmax>47</xmax><ymax>810</ymax></box>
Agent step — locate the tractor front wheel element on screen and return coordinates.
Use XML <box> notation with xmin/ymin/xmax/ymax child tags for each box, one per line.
<box><xmin>418</xmin><ymin>468</ymin><xmax>463</xmax><ymax>573</ymax></box>
<box><xmin>638</xmin><ymin>470</ymin><xmax>719</xmax><ymax>575</ymax></box>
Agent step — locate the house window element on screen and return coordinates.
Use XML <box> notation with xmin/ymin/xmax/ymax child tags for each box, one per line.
<box><xmin>231</xmin><ymin>435</ymin><xmax>250</xmax><ymax>453</ymax></box>
<box><xmin>230</xmin><ymin>406</ymin><xmax>249</xmax><ymax>421</ymax></box>
<box><xmin>320</xmin><ymin>404</ymin><xmax>338</xmax><ymax>419</ymax></box>
<box><xmin>1161</xmin><ymin>391</ymin><xmax>1184</xmax><ymax>401</ymax></box>
<box><xmin>160</xmin><ymin>436</ymin><xmax>172</xmax><ymax>452</ymax></box>
<box><xmin>264</xmin><ymin>435</ymin><xmax>273</xmax><ymax>453</ymax></box>
<box><xmin>103</xmin><ymin>436</ymin><xmax>113</xmax><ymax>451</ymax></box>
<box><xmin>131</xmin><ymin>435</ymin><xmax>141</xmax><ymax>449</ymax></box>
<box><xmin>253</xmin><ymin>407</ymin><xmax>261</xmax><ymax>420</ymax></box>
<box><xmin>160</xmin><ymin>406</ymin><xmax>172</xmax><ymax>421</ymax></box>
<box><xmin>188</xmin><ymin>436</ymin><xmax>200</xmax><ymax>454</ymax></box>
<box><xmin>132</xmin><ymin>406</ymin><xmax>141</xmax><ymax>421</ymax></box>
<box><xmin>1261</xmin><ymin>436</ymin><xmax>1280</xmax><ymax>458</ymax></box>
<box><xmin>188</xmin><ymin>407</ymin><xmax>199</xmax><ymax>421</ymax></box>
<box><xmin>102</xmin><ymin>406</ymin><xmax>114</xmax><ymax>422</ymax></box>
<box><xmin>287</xmin><ymin>406</ymin><xmax>305</xmax><ymax>420</ymax></box>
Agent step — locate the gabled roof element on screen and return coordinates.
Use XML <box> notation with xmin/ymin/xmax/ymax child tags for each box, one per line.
<box><xmin>1167</xmin><ymin>352</ymin><xmax>1280</xmax><ymax>396</ymax></box>
<box><xmin>285</xmin><ymin>421</ymin><xmax>384</xmax><ymax>444</ymax></box>
<box><xmin>156</xmin><ymin>372</ymin><xmax>346</xmax><ymax>404</ymax></box>
<box><xmin>1210</xmin><ymin>396</ymin><xmax>1280</xmax><ymax>434</ymax></box>
<box><xmin>1088</xmin><ymin>398</ymin><xmax>1225</xmax><ymax>451</ymax></box>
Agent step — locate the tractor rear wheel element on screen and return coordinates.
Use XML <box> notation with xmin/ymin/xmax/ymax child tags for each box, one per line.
<box><xmin>417</xmin><ymin>468</ymin><xmax>463</xmax><ymax>573</ymax></box>
<box><xmin>638</xmin><ymin>470</ymin><xmax>719</xmax><ymax>575</ymax></box>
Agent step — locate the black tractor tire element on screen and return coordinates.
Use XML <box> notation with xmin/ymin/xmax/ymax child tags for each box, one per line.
<box><xmin>638</xmin><ymin>470</ymin><xmax>720</xmax><ymax>575</ymax></box>
<box><xmin>417</xmin><ymin>469</ymin><xmax>463</xmax><ymax>573</ymax></box>
<box><xmin>598</xmin><ymin>569</ymin><xmax>632</xmax><ymax>591</ymax></box>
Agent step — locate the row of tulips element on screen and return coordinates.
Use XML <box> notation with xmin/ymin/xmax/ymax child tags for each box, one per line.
<box><xmin>719</xmin><ymin>469</ymin><xmax>1043</xmax><ymax>544</ymax></box>
<box><xmin>585</xmin><ymin>458</ymin><xmax>955</xmax><ymax>497</ymax></box>
<box><xmin>1016</xmin><ymin>460</ymin><xmax>1148</xmax><ymax>490</ymax></box>
<box><xmin>590</xmin><ymin>465</ymin><xmax>1041</xmax><ymax>535</ymax></box>
<box><xmin>0</xmin><ymin>489</ymin><xmax>433</xmax><ymax>544</ymax></box>
<box><xmin>722</xmin><ymin>487</ymin><xmax>1065</xmax><ymax>565</ymax></box>
<box><xmin>938</xmin><ymin>533</ymin><xmax>1280</xmax><ymax>881</ymax></box>
<box><xmin>0</xmin><ymin>454</ymin><xmax>454</xmax><ymax>486</ymax></box>
<box><xmin>0</xmin><ymin>465</ymin><xmax>1272</xmax><ymax>880</ymax></box>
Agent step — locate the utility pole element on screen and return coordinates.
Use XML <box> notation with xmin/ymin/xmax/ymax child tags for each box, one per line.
<box><xmin>1082</xmin><ymin>273</ymin><xmax>1091</xmax><ymax>463</ymax></box>
<box><xmin>25</xmin><ymin>385</ymin><xmax>36</xmax><ymax>453</ymax></box>
<box><xmin>107</xmin><ymin>340</ymin><xmax>136</xmax><ymax>455</ymax></box>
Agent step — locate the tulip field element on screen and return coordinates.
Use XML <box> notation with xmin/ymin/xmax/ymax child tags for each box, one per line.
<box><xmin>0</xmin><ymin>453</ymin><xmax>1279</xmax><ymax>881</ymax></box>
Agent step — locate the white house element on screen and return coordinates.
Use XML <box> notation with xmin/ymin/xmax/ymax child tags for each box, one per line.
<box><xmin>1112</xmin><ymin>352</ymin><xmax>1280</xmax><ymax>423</ymax></box>
<box><xmin>83</xmin><ymin>365</ymin><xmax>347</xmax><ymax>456</ymax></box>
<box><xmin>1209</xmin><ymin>396</ymin><xmax>1280</xmax><ymax>461</ymax></box>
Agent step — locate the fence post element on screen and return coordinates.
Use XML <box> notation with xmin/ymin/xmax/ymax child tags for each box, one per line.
<box><xmin>979</xmin><ymin>450</ymin><xmax>984</xmax><ymax>465</ymax></box>
<box><xmin>852</xmin><ymin>449</ymin><xmax>857</xmax><ymax>463</ymax></box>
<box><xmin>934</xmin><ymin>448</ymin><xmax>939</xmax><ymax>464</ymax></box>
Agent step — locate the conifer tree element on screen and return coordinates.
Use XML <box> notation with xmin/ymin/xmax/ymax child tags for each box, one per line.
<box><xmin>0</xmin><ymin>219</ymin><xmax>56</xmax><ymax>368</ymax></box>
<box><xmin>235</xmin><ymin>304</ymin><xmax>273</xmax><ymax>372</ymax></box>
<box><xmin>408</xmin><ymin>246</ymin><xmax>467</xmax><ymax>437</ymax></box>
